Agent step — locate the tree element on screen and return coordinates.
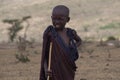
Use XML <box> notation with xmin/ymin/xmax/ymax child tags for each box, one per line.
<box><xmin>3</xmin><ymin>16</ymin><xmax>31</xmax><ymax>62</ymax></box>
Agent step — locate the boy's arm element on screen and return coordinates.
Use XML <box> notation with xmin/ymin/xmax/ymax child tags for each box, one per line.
<box><xmin>72</xmin><ymin>30</ymin><xmax>82</xmax><ymax>47</ymax></box>
<box><xmin>39</xmin><ymin>26</ymin><xmax>51</xmax><ymax>80</ymax></box>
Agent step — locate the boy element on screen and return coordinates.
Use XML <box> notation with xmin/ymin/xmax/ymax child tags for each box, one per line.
<box><xmin>39</xmin><ymin>5</ymin><xmax>82</xmax><ymax>80</ymax></box>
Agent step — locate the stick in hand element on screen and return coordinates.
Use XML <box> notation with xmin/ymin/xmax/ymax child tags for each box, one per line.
<box><xmin>47</xmin><ymin>42</ymin><xmax>52</xmax><ymax>80</ymax></box>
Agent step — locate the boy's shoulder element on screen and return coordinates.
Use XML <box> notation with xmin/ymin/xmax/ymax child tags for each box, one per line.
<box><xmin>66</xmin><ymin>27</ymin><xmax>77</xmax><ymax>35</ymax></box>
<box><xmin>66</xmin><ymin>27</ymin><xmax>76</xmax><ymax>31</ymax></box>
<box><xmin>44</xmin><ymin>25</ymin><xmax>53</xmax><ymax>31</ymax></box>
<box><xmin>43</xmin><ymin>25</ymin><xmax>53</xmax><ymax>35</ymax></box>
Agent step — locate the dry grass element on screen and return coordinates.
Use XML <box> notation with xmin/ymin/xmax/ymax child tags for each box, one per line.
<box><xmin>0</xmin><ymin>44</ymin><xmax>41</xmax><ymax>80</ymax></box>
<box><xmin>0</xmin><ymin>0</ymin><xmax>120</xmax><ymax>42</ymax></box>
<box><xmin>0</xmin><ymin>42</ymin><xmax>120</xmax><ymax>80</ymax></box>
<box><xmin>0</xmin><ymin>1</ymin><xmax>120</xmax><ymax>80</ymax></box>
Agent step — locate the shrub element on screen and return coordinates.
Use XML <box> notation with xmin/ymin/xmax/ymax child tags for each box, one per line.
<box><xmin>15</xmin><ymin>53</ymin><xmax>30</xmax><ymax>63</ymax></box>
<box><xmin>107</xmin><ymin>36</ymin><xmax>116</xmax><ymax>41</ymax></box>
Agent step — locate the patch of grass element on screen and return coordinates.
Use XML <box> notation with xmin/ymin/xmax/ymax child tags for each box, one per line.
<box><xmin>15</xmin><ymin>53</ymin><xmax>30</xmax><ymax>63</ymax></box>
<box><xmin>99</xmin><ymin>22</ymin><xmax>120</xmax><ymax>30</ymax></box>
<box><xmin>107</xmin><ymin>36</ymin><xmax>116</xmax><ymax>41</ymax></box>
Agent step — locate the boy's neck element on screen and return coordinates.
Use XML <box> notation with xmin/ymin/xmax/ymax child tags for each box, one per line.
<box><xmin>55</xmin><ymin>27</ymin><xmax>65</xmax><ymax>31</ymax></box>
<box><xmin>56</xmin><ymin>28</ymin><xmax>67</xmax><ymax>33</ymax></box>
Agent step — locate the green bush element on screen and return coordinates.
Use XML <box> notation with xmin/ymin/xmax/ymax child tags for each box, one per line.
<box><xmin>100</xmin><ymin>22</ymin><xmax>120</xmax><ymax>30</ymax></box>
<box><xmin>15</xmin><ymin>53</ymin><xmax>30</xmax><ymax>63</ymax></box>
<box><xmin>107</xmin><ymin>36</ymin><xmax>116</xmax><ymax>41</ymax></box>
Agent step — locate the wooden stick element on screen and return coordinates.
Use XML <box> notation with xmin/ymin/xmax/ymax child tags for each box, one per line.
<box><xmin>47</xmin><ymin>42</ymin><xmax>52</xmax><ymax>80</ymax></box>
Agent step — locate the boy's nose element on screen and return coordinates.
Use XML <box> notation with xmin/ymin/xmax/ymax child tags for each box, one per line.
<box><xmin>54</xmin><ymin>20</ymin><xmax>60</xmax><ymax>24</ymax></box>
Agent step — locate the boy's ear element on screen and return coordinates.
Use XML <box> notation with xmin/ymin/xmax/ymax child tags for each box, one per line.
<box><xmin>51</xmin><ymin>16</ymin><xmax>52</xmax><ymax>19</ymax></box>
<box><xmin>67</xmin><ymin>17</ymin><xmax>70</xmax><ymax>22</ymax></box>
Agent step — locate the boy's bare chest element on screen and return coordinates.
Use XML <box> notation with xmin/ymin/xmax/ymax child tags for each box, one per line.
<box><xmin>58</xmin><ymin>31</ymin><xmax>69</xmax><ymax>46</ymax></box>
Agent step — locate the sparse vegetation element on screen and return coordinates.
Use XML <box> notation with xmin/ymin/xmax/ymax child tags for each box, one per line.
<box><xmin>83</xmin><ymin>25</ymin><xmax>90</xmax><ymax>42</ymax></box>
<box><xmin>15</xmin><ymin>52</ymin><xmax>30</xmax><ymax>63</ymax></box>
<box><xmin>0</xmin><ymin>41</ymin><xmax>120</xmax><ymax>80</ymax></box>
<box><xmin>0</xmin><ymin>0</ymin><xmax>120</xmax><ymax>80</ymax></box>
<box><xmin>99</xmin><ymin>22</ymin><xmax>120</xmax><ymax>30</ymax></box>
<box><xmin>0</xmin><ymin>0</ymin><xmax>120</xmax><ymax>42</ymax></box>
<box><xmin>107</xmin><ymin>36</ymin><xmax>116</xmax><ymax>41</ymax></box>
<box><xmin>3</xmin><ymin>16</ymin><xmax>32</xmax><ymax>63</ymax></box>
<box><xmin>3</xmin><ymin>19</ymin><xmax>23</xmax><ymax>42</ymax></box>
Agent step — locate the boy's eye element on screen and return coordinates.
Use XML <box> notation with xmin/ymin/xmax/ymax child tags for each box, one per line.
<box><xmin>52</xmin><ymin>16</ymin><xmax>67</xmax><ymax>20</ymax></box>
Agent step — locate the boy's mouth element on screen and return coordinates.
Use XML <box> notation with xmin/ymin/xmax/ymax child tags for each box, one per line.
<box><xmin>54</xmin><ymin>25</ymin><xmax>65</xmax><ymax>31</ymax></box>
<box><xmin>55</xmin><ymin>25</ymin><xmax>60</xmax><ymax>28</ymax></box>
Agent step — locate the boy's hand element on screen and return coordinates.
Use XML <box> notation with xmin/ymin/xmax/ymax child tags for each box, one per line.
<box><xmin>47</xmin><ymin>70</ymin><xmax>52</xmax><ymax>77</ymax></box>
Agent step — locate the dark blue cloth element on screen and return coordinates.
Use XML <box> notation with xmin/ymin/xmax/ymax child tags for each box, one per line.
<box><xmin>49</xmin><ymin>26</ymin><xmax>79</xmax><ymax>62</ymax></box>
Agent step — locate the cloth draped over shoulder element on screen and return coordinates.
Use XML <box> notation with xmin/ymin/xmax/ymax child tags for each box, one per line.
<box><xmin>39</xmin><ymin>25</ymin><xmax>80</xmax><ymax>80</ymax></box>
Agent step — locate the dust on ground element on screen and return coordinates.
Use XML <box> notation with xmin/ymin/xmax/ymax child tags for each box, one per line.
<box><xmin>0</xmin><ymin>41</ymin><xmax>120</xmax><ymax>80</ymax></box>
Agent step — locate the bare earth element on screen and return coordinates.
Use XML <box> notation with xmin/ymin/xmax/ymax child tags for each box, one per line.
<box><xmin>0</xmin><ymin>42</ymin><xmax>120</xmax><ymax>80</ymax></box>
<box><xmin>0</xmin><ymin>0</ymin><xmax>120</xmax><ymax>80</ymax></box>
<box><xmin>0</xmin><ymin>0</ymin><xmax>120</xmax><ymax>42</ymax></box>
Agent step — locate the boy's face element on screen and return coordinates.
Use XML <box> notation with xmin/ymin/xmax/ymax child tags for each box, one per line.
<box><xmin>51</xmin><ymin>8</ymin><xmax>70</xmax><ymax>31</ymax></box>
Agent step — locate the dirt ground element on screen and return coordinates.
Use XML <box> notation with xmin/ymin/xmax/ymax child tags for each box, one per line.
<box><xmin>0</xmin><ymin>42</ymin><xmax>120</xmax><ymax>80</ymax></box>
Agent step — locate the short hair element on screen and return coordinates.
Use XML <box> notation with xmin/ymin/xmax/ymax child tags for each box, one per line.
<box><xmin>52</xmin><ymin>5</ymin><xmax>70</xmax><ymax>17</ymax></box>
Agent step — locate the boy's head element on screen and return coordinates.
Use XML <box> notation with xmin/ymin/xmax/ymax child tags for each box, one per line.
<box><xmin>51</xmin><ymin>5</ymin><xmax>70</xmax><ymax>31</ymax></box>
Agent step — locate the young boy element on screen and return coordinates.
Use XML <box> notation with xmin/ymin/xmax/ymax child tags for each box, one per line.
<box><xmin>39</xmin><ymin>5</ymin><xmax>82</xmax><ymax>80</ymax></box>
